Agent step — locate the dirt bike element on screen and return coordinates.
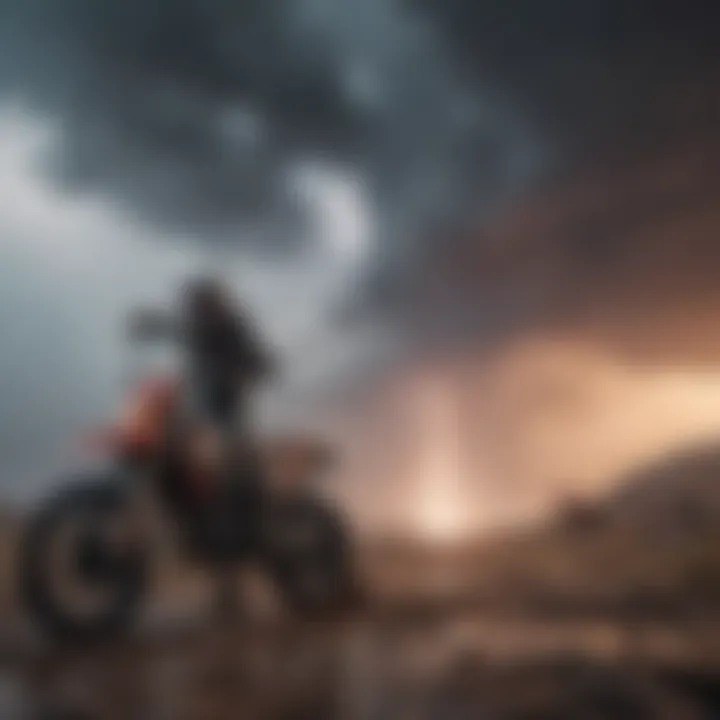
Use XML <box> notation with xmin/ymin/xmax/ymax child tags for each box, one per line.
<box><xmin>19</xmin><ymin>337</ymin><xmax>359</xmax><ymax>643</ymax></box>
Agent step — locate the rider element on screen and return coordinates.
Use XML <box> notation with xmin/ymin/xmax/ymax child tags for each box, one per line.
<box><xmin>130</xmin><ymin>276</ymin><xmax>273</xmax><ymax>484</ymax></box>
<box><xmin>130</xmin><ymin>277</ymin><xmax>274</xmax><ymax>618</ymax></box>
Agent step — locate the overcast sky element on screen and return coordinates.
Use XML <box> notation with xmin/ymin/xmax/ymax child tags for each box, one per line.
<box><xmin>1</xmin><ymin>0</ymin><xmax>719</xmax><ymax>502</ymax></box>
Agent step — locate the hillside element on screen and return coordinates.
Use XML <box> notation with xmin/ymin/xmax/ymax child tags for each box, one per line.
<box><xmin>466</xmin><ymin>442</ymin><xmax>720</xmax><ymax>618</ymax></box>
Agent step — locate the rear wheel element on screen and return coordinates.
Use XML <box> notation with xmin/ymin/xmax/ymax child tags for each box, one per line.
<box><xmin>20</xmin><ymin>477</ymin><xmax>148</xmax><ymax>643</ymax></box>
<box><xmin>264</xmin><ymin>497</ymin><xmax>359</xmax><ymax>617</ymax></box>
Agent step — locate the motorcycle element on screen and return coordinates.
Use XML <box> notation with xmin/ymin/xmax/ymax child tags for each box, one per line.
<box><xmin>19</xmin><ymin>335</ymin><xmax>359</xmax><ymax>642</ymax></box>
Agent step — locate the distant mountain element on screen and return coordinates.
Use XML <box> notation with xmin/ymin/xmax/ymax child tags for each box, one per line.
<box><xmin>607</xmin><ymin>444</ymin><xmax>720</xmax><ymax>535</ymax></box>
<box><xmin>472</xmin><ymin>442</ymin><xmax>720</xmax><ymax>617</ymax></box>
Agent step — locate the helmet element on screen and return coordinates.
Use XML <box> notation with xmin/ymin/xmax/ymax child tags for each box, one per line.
<box><xmin>183</xmin><ymin>276</ymin><xmax>228</xmax><ymax>317</ymax></box>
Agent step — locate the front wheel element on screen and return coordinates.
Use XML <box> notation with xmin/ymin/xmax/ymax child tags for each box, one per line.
<box><xmin>20</xmin><ymin>476</ymin><xmax>148</xmax><ymax>643</ymax></box>
<box><xmin>264</xmin><ymin>497</ymin><xmax>360</xmax><ymax>617</ymax></box>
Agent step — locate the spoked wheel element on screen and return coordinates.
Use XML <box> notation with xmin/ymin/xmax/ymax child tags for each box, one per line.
<box><xmin>264</xmin><ymin>497</ymin><xmax>359</xmax><ymax>617</ymax></box>
<box><xmin>20</xmin><ymin>478</ymin><xmax>148</xmax><ymax>643</ymax></box>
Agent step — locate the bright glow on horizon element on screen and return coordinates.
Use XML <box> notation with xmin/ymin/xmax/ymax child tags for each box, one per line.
<box><xmin>413</xmin><ymin>376</ymin><xmax>470</xmax><ymax>543</ymax></box>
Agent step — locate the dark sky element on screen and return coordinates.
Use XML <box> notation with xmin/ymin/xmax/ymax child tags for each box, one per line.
<box><xmin>0</xmin><ymin>0</ymin><xmax>539</xmax><ymax>244</ymax></box>
<box><xmin>2</xmin><ymin>0</ymin><xmax>718</xmax><ymax>269</ymax></box>
<box><xmin>1</xmin><ymin>0</ymin><xmax>719</xmax><ymax>502</ymax></box>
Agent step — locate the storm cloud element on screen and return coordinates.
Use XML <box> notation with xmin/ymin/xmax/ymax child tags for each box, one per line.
<box><xmin>1</xmin><ymin>1</ymin><xmax>718</xmax><ymax>270</ymax></box>
<box><xmin>0</xmin><ymin>0</ymin><xmax>538</xmax><ymax>255</ymax></box>
<box><xmin>419</xmin><ymin>0</ymin><xmax>720</xmax><ymax>154</ymax></box>
<box><xmin>3</xmin><ymin>0</ymin><xmax>716</xmax><ymax>320</ymax></box>
<box><xmin>364</xmin><ymin>0</ymin><xmax>720</xmax><ymax>346</ymax></box>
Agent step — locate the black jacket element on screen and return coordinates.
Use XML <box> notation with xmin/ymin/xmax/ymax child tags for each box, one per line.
<box><xmin>131</xmin><ymin>305</ymin><xmax>272</xmax><ymax>390</ymax></box>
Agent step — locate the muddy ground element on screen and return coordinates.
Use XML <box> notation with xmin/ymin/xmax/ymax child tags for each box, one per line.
<box><xmin>2</xmin><ymin>549</ymin><xmax>720</xmax><ymax>720</ymax></box>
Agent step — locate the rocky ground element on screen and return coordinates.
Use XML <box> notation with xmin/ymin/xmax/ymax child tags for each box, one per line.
<box><xmin>3</xmin><ymin>443</ymin><xmax>720</xmax><ymax>718</ymax></box>
<box><xmin>2</xmin><ymin>606</ymin><xmax>720</xmax><ymax>719</ymax></box>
